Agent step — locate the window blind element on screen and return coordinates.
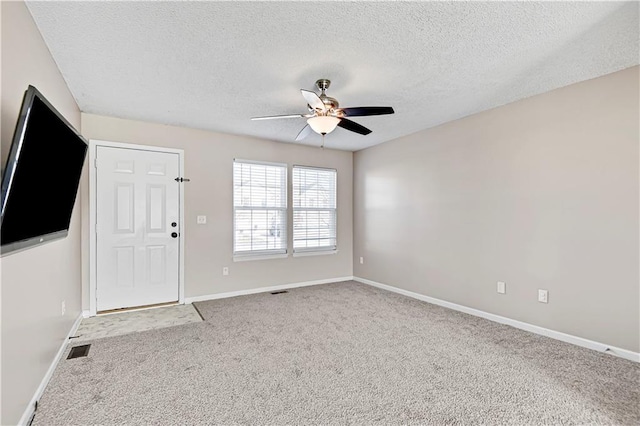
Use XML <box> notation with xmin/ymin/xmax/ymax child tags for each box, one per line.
<box><xmin>292</xmin><ymin>166</ymin><xmax>337</xmax><ymax>252</ymax></box>
<box><xmin>233</xmin><ymin>160</ymin><xmax>287</xmax><ymax>256</ymax></box>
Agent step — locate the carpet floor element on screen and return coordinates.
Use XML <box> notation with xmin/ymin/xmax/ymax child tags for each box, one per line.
<box><xmin>34</xmin><ymin>281</ymin><xmax>639</xmax><ymax>425</ymax></box>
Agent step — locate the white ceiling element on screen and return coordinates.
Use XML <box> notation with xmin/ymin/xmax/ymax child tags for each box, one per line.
<box><xmin>26</xmin><ymin>1</ymin><xmax>639</xmax><ymax>151</ymax></box>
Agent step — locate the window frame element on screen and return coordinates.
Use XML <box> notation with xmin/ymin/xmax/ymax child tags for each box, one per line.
<box><xmin>232</xmin><ymin>159</ymin><xmax>288</xmax><ymax>260</ymax></box>
<box><xmin>292</xmin><ymin>165</ymin><xmax>338</xmax><ymax>254</ymax></box>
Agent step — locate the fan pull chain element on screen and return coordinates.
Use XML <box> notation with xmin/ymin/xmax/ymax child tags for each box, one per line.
<box><xmin>321</xmin><ymin>134</ymin><xmax>325</xmax><ymax>149</ymax></box>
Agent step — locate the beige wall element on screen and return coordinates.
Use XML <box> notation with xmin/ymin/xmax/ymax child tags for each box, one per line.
<box><xmin>1</xmin><ymin>2</ymin><xmax>83</xmax><ymax>424</ymax></box>
<box><xmin>80</xmin><ymin>114</ymin><xmax>353</xmax><ymax>308</ymax></box>
<box><xmin>353</xmin><ymin>66</ymin><xmax>639</xmax><ymax>352</ymax></box>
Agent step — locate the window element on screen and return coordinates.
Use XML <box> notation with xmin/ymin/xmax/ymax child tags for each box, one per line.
<box><xmin>233</xmin><ymin>160</ymin><xmax>287</xmax><ymax>257</ymax></box>
<box><xmin>292</xmin><ymin>166</ymin><xmax>337</xmax><ymax>253</ymax></box>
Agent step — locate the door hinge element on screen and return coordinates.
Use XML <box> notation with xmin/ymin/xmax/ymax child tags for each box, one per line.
<box><xmin>174</xmin><ymin>177</ymin><xmax>190</xmax><ymax>182</ymax></box>
<box><xmin>94</xmin><ymin>158</ymin><xmax>98</xmax><ymax>168</ymax></box>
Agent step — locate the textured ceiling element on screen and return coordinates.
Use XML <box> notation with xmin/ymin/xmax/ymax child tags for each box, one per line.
<box><xmin>26</xmin><ymin>1</ymin><xmax>639</xmax><ymax>151</ymax></box>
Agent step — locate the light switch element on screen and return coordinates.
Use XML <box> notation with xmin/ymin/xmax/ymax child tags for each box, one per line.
<box><xmin>197</xmin><ymin>215</ymin><xmax>207</xmax><ymax>224</ymax></box>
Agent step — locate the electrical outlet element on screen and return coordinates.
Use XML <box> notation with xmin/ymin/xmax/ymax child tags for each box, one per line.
<box><xmin>359</xmin><ymin>257</ymin><xmax>364</xmax><ymax>264</ymax></box>
<box><xmin>222</xmin><ymin>267</ymin><xmax>229</xmax><ymax>276</ymax></box>
<box><xmin>197</xmin><ymin>215</ymin><xmax>207</xmax><ymax>224</ymax></box>
<box><xmin>497</xmin><ymin>281</ymin><xmax>506</xmax><ymax>294</ymax></box>
<box><xmin>61</xmin><ymin>300</ymin><xmax>66</xmax><ymax>316</ymax></box>
<box><xmin>538</xmin><ymin>289</ymin><xmax>548</xmax><ymax>303</ymax></box>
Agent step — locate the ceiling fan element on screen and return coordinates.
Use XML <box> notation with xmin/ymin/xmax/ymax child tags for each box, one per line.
<box><xmin>251</xmin><ymin>79</ymin><xmax>394</xmax><ymax>143</ymax></box>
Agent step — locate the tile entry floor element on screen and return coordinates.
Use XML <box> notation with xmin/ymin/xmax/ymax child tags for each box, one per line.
<box><xmin>72</xmin><ymin>304</ymin><xmax>203</xmax><ymax>342</ymax></box>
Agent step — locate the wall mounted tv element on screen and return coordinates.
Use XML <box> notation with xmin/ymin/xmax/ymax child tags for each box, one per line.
<box><xmin>1</xmin><ymin>85</ymin><xmax>88</xmax><ymax>255</ymax></box>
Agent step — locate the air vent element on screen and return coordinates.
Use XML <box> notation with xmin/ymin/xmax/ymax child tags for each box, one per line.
<box><xmin>67</xmin><ymin>344</ymin><xmax>91</xmax><ymax>359</ymax></box>
<box><xmin>270</xmin><ymin>290</ymin><xmax>288</xmax><ymax>295</ymax></box>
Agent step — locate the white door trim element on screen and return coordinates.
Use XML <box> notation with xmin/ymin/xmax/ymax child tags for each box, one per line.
<box><xmin>89</xmin><ymin>139</ymin><xmax>185</xmax><ymax>316</ymax></box>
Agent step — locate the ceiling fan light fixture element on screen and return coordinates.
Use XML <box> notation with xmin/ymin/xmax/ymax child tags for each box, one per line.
<box><xmin>251</xmin><ymin>79</ymin><xmax>394</xmax><ymax>141</ymax></box>
<box><xmin>307</xmin><ymin>116</ymin><xmax>340</xmax><ymax>135</ymax></box>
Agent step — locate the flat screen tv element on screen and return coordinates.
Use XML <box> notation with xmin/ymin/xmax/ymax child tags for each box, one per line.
<box><xmin>1</xmin><ymin>85</ymin><xmax>88</xmax><ymax>255</ymax></box>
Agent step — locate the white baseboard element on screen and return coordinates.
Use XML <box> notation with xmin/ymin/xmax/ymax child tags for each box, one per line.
<box><xmin>354</xmin><ymin>276</ymin><xmax>639</xmax><ymax>363</ymax></box>
<box><xmin>19</xmin><ymin>313</ymin><xmax>84</xmax><ymax>426</ymax></box>
<box><xmin>185</xmin><ymin>276</ymin><xmax>354</xmax><ymax>304</ymax></box>
<box><xmin>82</xmin><ymin>310</ymin><xmax>91</xmax><ymax>318</ymax></box>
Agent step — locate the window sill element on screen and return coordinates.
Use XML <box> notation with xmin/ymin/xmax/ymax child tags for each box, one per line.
<box><xmin>233</xmin><ymin>253</ymin><xmax>288</xmax><ymax>262</ymax></box>
<box><xmin>293</xmin><ymin>250</ymin><xmax>338</xmax><ymax>258</ymax></box>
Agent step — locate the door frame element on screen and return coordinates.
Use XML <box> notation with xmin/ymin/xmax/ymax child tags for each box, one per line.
<box><xmin>89</xmin><ymin>139</ymin><xmax>185</xmax><ymax>316</ymax></box>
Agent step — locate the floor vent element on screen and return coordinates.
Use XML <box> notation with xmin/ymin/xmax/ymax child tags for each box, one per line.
<box><xmin>67</xmin><ymin>344</ymin><xmax>91</xmax><ymax>359</ymax></box>
<box><xmin>271</xmin><ymin>290</ymin><xmax>289</xmax><ymax>295</ymax></box>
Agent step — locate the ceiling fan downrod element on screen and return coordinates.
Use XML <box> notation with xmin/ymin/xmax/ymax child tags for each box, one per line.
<box><xmin>316</xmin><ymin>78</ymin><xmax>331</xmax><ymax>95</ymax></box>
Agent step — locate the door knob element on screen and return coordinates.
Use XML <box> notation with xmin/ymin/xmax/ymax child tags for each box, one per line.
<box><xmin>171</xmin><ymin>232</ymin><xmax>178</xmax><ymax>238</ymax></box>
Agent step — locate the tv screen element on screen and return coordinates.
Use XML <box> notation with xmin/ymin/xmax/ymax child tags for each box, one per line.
<box><xmin>1</xmin><ymin>86</ymin><xmax>88</xmax><ymax>255</ymax></box>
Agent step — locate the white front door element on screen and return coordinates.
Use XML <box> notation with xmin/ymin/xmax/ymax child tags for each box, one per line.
<box><xmin>96</xmin><ymin>146</ymin><xmax>180</xmax><ymax>311</ymax></box>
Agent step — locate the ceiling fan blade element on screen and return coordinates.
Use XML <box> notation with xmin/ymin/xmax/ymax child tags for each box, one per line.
<box><xmin>301</xmin><ymin>89</ymin><xmax>326</xmax><ymax>112</ymax></box>
<box><xmin>338</xmin><ymin>118</ymin><xmax>372</xmax><ymax>135</ymax></box>
<box><xmin>251</xmin><ymin>114</ymin><xmax>305</xmax><ymax>121</ymax></box>
<box><xmin>295</xmin><ymin>124</ymin><xmax>313</xmax><ymax>141</ymax></box>
<box><xmin>340</xmin><ymin>106</ymin><xmax>394</xmax><ymax>117</ymax></box>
